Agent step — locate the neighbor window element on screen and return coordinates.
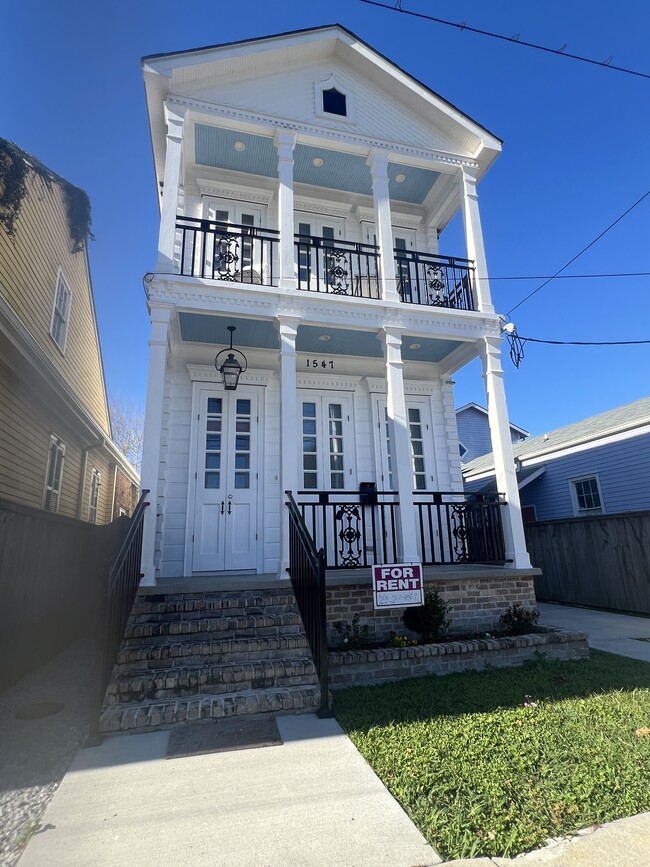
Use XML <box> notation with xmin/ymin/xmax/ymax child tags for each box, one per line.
<box><xmin>322</xmin><ymin>87</ymin><xmax>347</xmax><ymax>116</ymax></box>
<box><xmin>88</xmin><ymin>467</ymin><xmax>101</xmax><ymax>524</ymax></box>
<box><xmin>50</xmin><ymin>269</ymin><xmax>71</xmax><ymax>352</ymax></box>
<box><xmin>571</xmin><ymin>476</ymin><xmax>603</xmax><ymax>516</ymax></box>
<box><xmin>459</xmin><ymin>442</ymin><xmax>468</xmax><ymax>459</ymax></box>
<box><xmin>44</xmin><ymin>435</ymin><xmax>65</xmax><ymax>512</ymax></box>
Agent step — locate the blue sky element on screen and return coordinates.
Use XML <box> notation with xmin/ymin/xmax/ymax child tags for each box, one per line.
<box><xmin>4</xmin><ymin>0</ymin><xmax>649</xmax><ymax>436</ymax></box>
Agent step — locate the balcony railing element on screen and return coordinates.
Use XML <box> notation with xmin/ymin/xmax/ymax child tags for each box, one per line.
<box><xmin>176</xmin><ymin>216</ymin><xmax>279</xmax><ymax>284</ymax></box>
<box><xmin>294</xmin><ymin>234</ymin><xmax>380</xmax><ymax>299</ymax></box>
<box><xmin>415</xmin><ymin>492</ymin><xmax>506</xmax><ymax>565</ymax></box>
<box><xmin>394</xmin><ymin>249</ymin><xmax>476</xmax><ymax>310</ymax></box>
<box><xmin>296</xmin><ymin>490</ymin><xmax>506</xmax><ymax>569</ymax></box>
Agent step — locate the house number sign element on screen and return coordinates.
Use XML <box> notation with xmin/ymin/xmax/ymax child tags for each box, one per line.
<box><xmin>305</xmin><ymin>358</ymin><xmax>334</xmax><ymax>369</ymax></box>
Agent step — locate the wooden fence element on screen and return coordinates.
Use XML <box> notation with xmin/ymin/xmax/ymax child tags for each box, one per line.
<box><xmin>0</xmin><ymin>498</ymin><xmax>128</xmax><ymax>691</ymax></box>
<box><xmin>526</xmin><ymin>510</ymin><xmax>650</xmax><ymax>615</ymax></box>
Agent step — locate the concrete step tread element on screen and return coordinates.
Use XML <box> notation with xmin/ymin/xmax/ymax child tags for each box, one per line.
<box><xmin>99</xmin><ymin>685</ymin><xmax>322</xmax><ymax>732</ymax></box>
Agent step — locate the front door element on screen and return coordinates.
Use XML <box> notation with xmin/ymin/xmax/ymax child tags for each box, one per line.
<box><xmin>192</xmin><ymin>388</ymin><xmax>259</xmax><ymax>572</ymax></box>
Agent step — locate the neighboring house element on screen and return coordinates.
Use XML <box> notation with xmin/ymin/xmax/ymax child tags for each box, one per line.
<box><xmin>139</xmin><ymin>24</ymin><xmax>532</xmax><ymax>585</ymax></box>
<box><xmin>463</xmin><ymin>397</ymin><xmax>650</xmax><ymax>522</ymax></box>
<box><xmin>0</xmin><ymin>139</ymin><xmax>139</xmax><ymax>522</ymax></box>
<box><xmin>456</xmin><ymin>402</ymin><xmax>528</xmax><ymax>464</ymax></box>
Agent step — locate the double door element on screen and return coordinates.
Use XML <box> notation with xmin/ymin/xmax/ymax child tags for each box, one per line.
<box><xmin>206</xmin><ymin>200</ymin><xmax>264</xmax><ymax>281</ymax></box>
<box><xmin>192</xmin><ymin>388</ymin><xmax>259</xmax><ymax>572</ymax></box>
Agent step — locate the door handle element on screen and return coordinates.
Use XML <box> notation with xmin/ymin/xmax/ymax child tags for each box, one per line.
<box><xmin>227</xmin><ymin>501</ymin><xmax>232</xmax><ymax>515</ymax></box>
<box><xmin>220</xmin><ymin>501</ymin><xmax>225</xmax><ymax>515</ymax></box>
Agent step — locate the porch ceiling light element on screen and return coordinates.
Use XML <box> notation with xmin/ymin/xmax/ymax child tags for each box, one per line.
<box><xmin>312</xmin><ymin>157</ymin><xmax>324</xmax><ymax>167</ymax></box>
<box><xmin>214</xmin><ymin>326</ymin><xmax>248</xmax><ymax>391</ymax></box>
<box><xmin>409</xmin><ymin>342</ymin><xmax>421</xmax><ymax>350</ymax></box>
<box><xmin>233</xmin><ymin>141</ymin><xmax>246</xmax><ymax>152</ymax></box>
<box><xmin>395</xmin><ymin>173</ymin><xmax>406</xmax><ymax>183</ymax></box>
<box><xmin>319</xmin><ymin>334</ymin><xmax>331</xmax><ymax>341</ymax></box>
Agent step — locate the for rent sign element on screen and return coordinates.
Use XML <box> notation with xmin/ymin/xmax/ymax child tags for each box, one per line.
<box><xmin>372</xmin><ymin>563</ymin><xmax>424</xmax><ymax>609</ymax></box>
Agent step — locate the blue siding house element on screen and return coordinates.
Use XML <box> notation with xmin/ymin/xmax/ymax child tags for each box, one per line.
<box><xmin>456</xmin><ymin>402</ymin><xmax>528</xmax><ymax>464</ymax></box>
<box><xmin>462</xmin><ymin>397</ymin><xmax>650</xmax><ymax>522</ymax></box>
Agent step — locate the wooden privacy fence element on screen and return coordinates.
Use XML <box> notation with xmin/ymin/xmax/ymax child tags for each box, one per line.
<box><xmin>526</xmin><ymin>510</ymin><xmax>650</xmax><ymax>615</ymax></box>
<box><xmin>0</xmin><ymin>498</ymin><xmax>128</xmax><ymax>691</ymax></box>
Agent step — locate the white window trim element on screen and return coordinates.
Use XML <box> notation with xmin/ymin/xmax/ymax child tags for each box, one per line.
<box><xmin>43</xmin><ymin>434</ymin><xmax>66</xmax><ymax>512</ymax></box>
<box><xmin>314</xmin><ymin>74</ymin><xmax>355</xmax><ymax>123</ymax></box>
<box><xmin>459</xmin><ymin>441</ymin><xmax>468</xmax><ymax>460</ymax></box>
<box><xmin>88</xmin><ymin>467</ymin><xmax>101</xmax><ymax>524</ymax></box>
<box><xmin>569</xmin><ymin>474</ymin><xmax>605</xmax><ymax>517</ymax></box>
<box><xmin>50</xmin><ymin>267</ymin><xmax>72</xmax><ymax>354</ymax></box>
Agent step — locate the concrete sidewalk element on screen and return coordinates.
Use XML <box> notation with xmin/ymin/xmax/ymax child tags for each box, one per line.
<box><xmin>538</xmin><ymin>602</ymin><xmax>650</xmax><ymax>662</ymax></box>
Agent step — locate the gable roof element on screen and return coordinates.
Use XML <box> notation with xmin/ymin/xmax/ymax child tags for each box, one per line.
<box><xmin>463</xmin><ymin>397</ymin><xmax>650</xmax><ymax>480</ymax></box>
<box><xmin>455</xmin><ymin>402</ymin><xmax>529</xmax><ymax>437</ymax></box>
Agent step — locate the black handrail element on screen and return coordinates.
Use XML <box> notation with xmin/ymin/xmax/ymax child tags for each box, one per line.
<box><xmin>86</xmin><ymin>490</ymin><xmax>150</xmax><ymax>744</ymax></box>
<box><xmin>295</xmin><ymin>233</ymin><xmax>380</xmax><ymax>298</ymax></box>
<box><xmin>394</xmin><ymin>249</ymin><xmax>476</xmax><ymax>309</ymax></box>
<box><xmin>414</xmin><ymin>491</ymin><xmax>507</xmax><ymax>565</ymax></box>
<box><xmin>285</xmin><ymin>491</ymin><xmax>331</xmax><ymax>718</ymax></box>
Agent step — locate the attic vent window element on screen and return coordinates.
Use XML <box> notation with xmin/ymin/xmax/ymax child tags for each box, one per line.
<box><xmin>322</xmin><ymin>88</ymin><xmax>347</xmax><ymax>117</ymax></box>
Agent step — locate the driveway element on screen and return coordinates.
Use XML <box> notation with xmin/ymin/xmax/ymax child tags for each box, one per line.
<box><xmin>538</xmin><ymin>602</ymin><xmax>650</xmax><ymax>662</ymax></box>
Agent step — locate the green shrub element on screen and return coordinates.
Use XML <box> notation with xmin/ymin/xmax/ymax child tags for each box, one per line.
<box><xmin>333</xmin><ymin>613</ymin><xmax>370</xmax><ymax>650</ymax></box>
<box><xmin>499</xmin><ymin>603</ymin><xmax>540</xmax><ymax>635</ymax></box>
<box><xmin>403</xmin><ymin>588</ymin><xmax>451</xmax><ymax>643</ymax></box>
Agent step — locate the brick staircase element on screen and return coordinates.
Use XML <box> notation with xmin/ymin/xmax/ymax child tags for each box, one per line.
<box><xmin>100</xmin><ymin>588</ymin><xmax>321</xmax><ymax>733</ymax></box>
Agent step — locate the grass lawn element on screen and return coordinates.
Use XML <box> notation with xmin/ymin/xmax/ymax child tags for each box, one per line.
<box><xmin>333</xmin><ymin>651</ymin><xmax>650</xmax><ymax>861</ymax></box>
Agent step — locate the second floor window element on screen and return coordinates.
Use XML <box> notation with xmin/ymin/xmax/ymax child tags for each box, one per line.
<box><xmin>51</xmin><ymin>269</ymin><xmax>71</xmax><ymax>352</ymax></box>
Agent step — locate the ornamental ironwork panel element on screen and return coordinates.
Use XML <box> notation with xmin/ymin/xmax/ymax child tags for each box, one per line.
<box><xmin>214</xmin><ymin>233</ymin><xmax>240</xmax><ymax>280</ymax></box>
<box><xmin>426</xmin><ymin>265</ymin><xmax>451</xmax><ymax>307</ymax></box>
<box><xmin>325</xmin><ymin>250</ymin><xmax>351</xmax><ymax>295</ymax></box>
<box><xmin>335</xmin><ymin>504</ymin><xmax>363</xmax><ymax>567</ymax></box>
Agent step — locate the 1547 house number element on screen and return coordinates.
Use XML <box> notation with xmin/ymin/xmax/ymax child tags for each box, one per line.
<box><xmin>305</xmin><ymin>358</ymin><xmax>334</xmax><ymax>369</ymax></box>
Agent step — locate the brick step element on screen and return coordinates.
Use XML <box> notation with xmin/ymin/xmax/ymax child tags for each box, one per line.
<box><xmin>115</xmin><ymin>634</ymin><xmax>310</xmax><ymax>672</ymax></box>
<box><xmin>131</xmin><ymin>592</ymin><xmax>296</xmax><ymax>618</ymax></box>
<box><xmin>106</xmin><ymin>657</ymin><xmax>318</xmax><ymax>705</ymax></box>
<box><xmin>99</xmin><ymin>686</ymin><xmax>322</xmax><ymax>733</ymax></box>
<box><xmin>125</xmin><ymin>612</ymin><xmax>302</xmax><ymax>642</ymax></box>
<box><xmin>129</xmin><ymin>603</ymin><xmax>297</xmax><ymax>625</ymax></box>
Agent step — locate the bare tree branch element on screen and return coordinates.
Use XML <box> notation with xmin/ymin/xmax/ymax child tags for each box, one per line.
<box><xmin>109</xmin><ymin>399</ymin><xmax>144</xmax><ymax>474</ymax></box>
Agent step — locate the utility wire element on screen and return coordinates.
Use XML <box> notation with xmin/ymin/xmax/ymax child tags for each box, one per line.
<box><xmin>504</xmin><ymin>328</ymin><xmax>650</xmax><ymax>368</ymax></box>
<box><xmin>506</xmin><ymin>189</ymin><xmax>650</xmax><ymax>316</ymax></box>
<box><xmin>482</xmin><ymin>271</ymin><xmax>650</xmax><ymax>281</ymax></box>
<box><xmin>360</xmin><ymin>0</ymin><xmax>650</xmax><ymax>81</ymax></box>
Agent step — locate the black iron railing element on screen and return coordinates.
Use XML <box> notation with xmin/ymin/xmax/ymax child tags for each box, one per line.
<box><xmin>286</xmin><ymin>491</ymin><xmax>331</xmax><ymax>717</ymax></box>
<box><xmin>176</xmin><ymin>216</ymin><xmax>279</xmax><ymax>284</ymax></box>
<box><xmin>295</xmin><ymin>234</ymin><xmax>380</xmax><ymax>298</ymax></box>
<box><xmin>297</xmin><ymin>490</ymin><xmax>399</xmax><ymax>569</ymax></box>
<box><xmin>394</xmin><ymin>249</ymin><xmax>476</xmax><ymax>310</ymax></box>
<box><xmin>414</xmin><ymin>492</ymin><xmax>506</xmax><ymax>565</ymax></box>
<box><xmin>87</xmin><ymin>490</ymin><xmax>150</xmax><ymax>744</ymax></box>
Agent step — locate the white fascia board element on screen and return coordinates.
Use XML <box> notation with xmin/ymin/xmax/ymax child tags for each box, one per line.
<box><xmin>518</xmin><ymin>422</ymin><xmax>650</xmax><ymax>465</ymax></box>
<box><xmin>455</xmin><ymin>402</ymin><xmax>529</xmax><ymax>437</ymax></box>
<box><xmin>517</xmin><ymin>466</ymin><xmax>546</xmax><ymax>489</ymax></box>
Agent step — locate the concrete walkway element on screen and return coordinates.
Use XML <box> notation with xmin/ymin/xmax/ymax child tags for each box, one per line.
<box><xmin>539</xmin><ymin>602</ymin><xmax>650</xmax><ymax>662</ymax></box>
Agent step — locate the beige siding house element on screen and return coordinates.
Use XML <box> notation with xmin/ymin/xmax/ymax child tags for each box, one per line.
<box><xmin>0</xmin><ymin>138</ymin><xmax>138</xmax><ymax>522</ymax></box>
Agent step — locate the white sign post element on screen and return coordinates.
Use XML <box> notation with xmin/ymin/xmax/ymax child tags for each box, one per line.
<box><xmin>372</xmin><ymin>563</ymin><xmax>424</xmax><ymax>609</ymax></box>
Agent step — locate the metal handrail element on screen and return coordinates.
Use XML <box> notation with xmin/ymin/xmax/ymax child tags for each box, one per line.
<box><xmin>285</xmin><ymin>491</ymin><xmax>331</xmax><ymax>717</ymax></box>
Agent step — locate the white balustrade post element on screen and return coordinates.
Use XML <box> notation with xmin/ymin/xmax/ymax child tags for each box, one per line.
<box><xmin>381</xmin><ymin>327</ymin><xmax>420</xmax><ymax>563</ymax></box>
<box><xmin>140</xmin><ymin>304</ymin><xmax>172</xmax><ymax>586</ymax></box>
<box><xmin>156</xmin><ymin>104</ymin><xmax>187</xmax><ymax>273</ymax></box>
<box><xmin>369</xmin><ymin>150</ymin><xmax>399</xmax><ymax>302</ymax></box>
<box><xmin>278</xmin><ymin>315</ymin><xmax>300</xmax><ymax>577</ymax></box>
<box><xmin>460</xmin><ymin>167</ymin><xmax>494</xmax><ymax>313</ymax></box>
<box><xmin>480</xmin><ymin>336</ymin><xmax>531</xmax><ymax>568</ymax></box>
<box><xmin>275</xmin><ymin>131</ymin><xmax>297</xmax><ymax>290</ymax></box>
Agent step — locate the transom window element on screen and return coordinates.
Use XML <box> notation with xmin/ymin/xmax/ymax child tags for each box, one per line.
<box><xmin>50</xmin><ymin>269</ymin><xmax>71</xmax><ymax>352</ymax></box>
<box><xmin>571</xmin><ymin>476</ymin><xmax>603</xmax><ymax>515</ymax></box>
<box><xmin>44</xmin><ymin>435</ymin><xmax>65</xmax><ymax>512</ymax></box>
<box><xmin>88</xmin><ymin>467</ymin><xmax>101</xmax><ymax>524</ymax></box>
<box><xmin>322</xmin><ymin>87</ymin><xmax>347</xmax><ymax>117</ymax></box>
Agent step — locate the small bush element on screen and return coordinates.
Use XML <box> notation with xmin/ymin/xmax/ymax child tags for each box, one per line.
<box><xmin>333</xmin><ymin>613</ymin><xmax>370</xmax><ymax>650</ymax></box>
<box><xmin>403</xmin><ymin>588</ymin><xmax>451</xmax><ymax>643</ymax></box>
<box><xmin>499</xmin><ymin>603</ymin><xmax>540</xmax><ymax>635</ymax></box>
<box><xmin>386</xmin><ymin>631</ymin><xmax>418</xmax><ymax>648</ymax></box>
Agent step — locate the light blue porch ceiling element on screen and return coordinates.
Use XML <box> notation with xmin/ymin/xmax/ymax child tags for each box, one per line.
<box><xmin>179</xmin><ymin>313</ymin><xmax>278</xmax><ymax>348</ymax></box>
<box><xmin>194</xmin><ymin>123</ymin><xmax>440</xmax><ymax>204</ymax></box>
<box><xmin>297</xmin><ymin>325</ymin><xmax>383</xmax><ymax>357</ymax></box>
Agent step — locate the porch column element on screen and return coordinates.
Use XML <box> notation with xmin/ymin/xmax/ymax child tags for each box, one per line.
<box><xmin>278</xmin><ymin>315</ymin><xmax>300</xmax><ymax>576</ymax></box>
<box><xmin>381</xmin><ymin>327</ymin><xmax>420</xmax><ymax>563</ymax></box>
<box><xmin>275</xmin><ymin>131</ymin><xmax>297</xmax><ymax>290</ymax></box>
<box><xmin>479</xmin><ymin>336</ymin><xmax>531</xmax><ymax>568</ymax></box>
<box><xmin>369</xmin><ymin>150</ymin><xmax>399</xmax><ymax>303</ymax></box>
<box><xmin>140</xmin><ymin>304</ymin><xmax>172</xmax><ymax>586</ymax></box>
<box><xmin>460</xmin><ymin>167</ymin><xmax>494</xmax><ymax>313</ymax></box>
<box><xmin>156</xmin><ymin>104</ymin><xmax>187</xmax><ymax>273</ymax></box>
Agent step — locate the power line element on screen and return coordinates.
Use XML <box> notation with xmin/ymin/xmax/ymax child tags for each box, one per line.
<box><xmin>506</xmin><ymin>189</ymin><xmax>650</xmax><ymax>316</ymax></box>
<box><xmin>481</xmin><ymin>272</ymin><xmax>650</xmax><ymax>281</ymax></box>
<box><xmin>503</xmin><ymin>327</ymin><xmax>650</xmax><ymax>368</ymax></box>
<box><xmin>360</xmin><ymin>0</ymin><xmax>650</xmax><ymax>81</ymax></box>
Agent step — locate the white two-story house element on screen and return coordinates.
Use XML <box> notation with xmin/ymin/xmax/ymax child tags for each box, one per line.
<box><xmin>139</xmin><ymin>24</ymin><xmax>532</xmax><ymax>589</ymax></box>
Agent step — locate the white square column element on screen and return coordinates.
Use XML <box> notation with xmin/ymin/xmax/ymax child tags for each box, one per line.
<box><xmin>156</xmin><ymin>104</ymin><xmax>187</xmax><ymax>273</ymax></box>
<box><xmin>140</xmin><ymin>304</ymin><xmax>172</xmax><ymax>586</ymax></box>
<box><xmin>381</xmin><ymin>327</ymin><xmax>420</xmax><ymax>563</ymax></box>
<box><xmin>275</xmin><ymin>131</ymin><xmax>297</xmax><ymax>290</ymax></box>
<box><xmin>460</xmin><ymin>167</ymin><xmax>495</xmax><ymax>314</ymax></box>
<box><xmin>278</xmin><ymin>315</ymin><xmax>300</xmax><ymax>577</ymax></box>
<box><xmin>369</xmin><ymin>150</ymin><xmax>399</xmax><ymax>302</ymax></box>
<box><xmin>480</xmin><ymin>336</ymin><xmax>531</xmax><ymax>568</ymax></box>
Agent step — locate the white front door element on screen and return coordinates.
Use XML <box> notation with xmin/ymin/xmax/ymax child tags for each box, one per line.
<box><xmin>192</xmin><ymin>388</ymin><xmax>259</xmax><ymax>572</ymax></box>
<box><xmin>298</xmin><ymin>392</ymin><xmax>355</xmax><ymax>492</ymax></box>
<box><xmin>295</xmin><ymin>216</ymin><xmax>345</xmax><ymax>288</ymax></box>
<box><xmin>374</xmin><ymin>396</ymin><xmax>437</xmax><ymax>492</ymax></box>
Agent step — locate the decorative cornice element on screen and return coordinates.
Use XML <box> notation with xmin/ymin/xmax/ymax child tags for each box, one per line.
<box><xmin>364</xmin><ymin>377</ymin><xmax>437</xmax><ymax>395</ymax></box>
<box><xmin>196</xmin><ymin>177</ymin><xmax>274</xmax><ymax>206</ymax></box>
<box><xmin>167</xmin><ymin>96</ymin><xmax>479</xmax><ymax>170</ymax></box>
<box><xmin>294</xmin><ymin>197</ymin><xmax>353</xmax><ymax>219</ymax></box>
<box><xmin>186</xmin><ymin>364</ymin><xmax>273</xmax><ymax>386</ymax></box>
<box><xmin>297</xmin><ymin>372</ymin><xmax>362</xmax><ymax>391</ymax></box>
<box><xmin>355</xmin><ymin>205</ymin><xmax>422</xmax><ymax>231</ymax></box>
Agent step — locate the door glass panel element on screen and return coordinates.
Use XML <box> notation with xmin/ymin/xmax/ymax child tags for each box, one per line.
<box><xmin>383</xmin><ymin>407</ymin><xmax>394</xmax><ymax>490</ymax></box>
<box><xmin>408</xmin><ymin>407</ymin><xmax>427</xmax><ymax>490</ymax></box>
<box><xmin>204</xmin><ymin>399</ymin><xmax>223</xmax><ymax>489</ymax></box>
<box><xmin>298</xmin><ymin>222</ymin><xmax>311</xmax><ymax>283</ymax></box>
<box><xmin>233</xmin><ymin>398</ymin><xmax>252</xmax><ymax>490</ymax></box>
<box><xmin>328</xmin><ymin>403</ymin><xmax>345</xmax><ymax>489</ymax></box>
<box><xmin>302</xmin><ymin>401</ymin><xmax>318</xmax><ymax>488</ymax></box>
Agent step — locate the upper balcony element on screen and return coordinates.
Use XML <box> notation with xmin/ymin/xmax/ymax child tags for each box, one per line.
<box><xmin>175</xmin><ymin>214</ymin><xmax>477</xmax><ymax>312</ymax></box>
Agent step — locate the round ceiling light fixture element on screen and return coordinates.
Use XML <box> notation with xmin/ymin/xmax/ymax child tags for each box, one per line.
<box><xmin>409</xmin><ymin>342</ymin><xmax>421</xmax><ymax>350</ymax></box>
<box><xmin>395</xmin><ymin>173</ymin><xmax>406</xmax><ymax>183</ymax></box>
<box><xmin>312</xmin><ymin>157</ymin><xmax>324</xmax><ymax>167</ymax></box>
<box><xmin>233</xmin><ymin>141</ymin><xmax>246</xmax><ymax>152</ymax></box>
<box><xmin>319</xmin><ymin>334</ymin><xmax>332</xmax><ymax>342</ymax></box>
